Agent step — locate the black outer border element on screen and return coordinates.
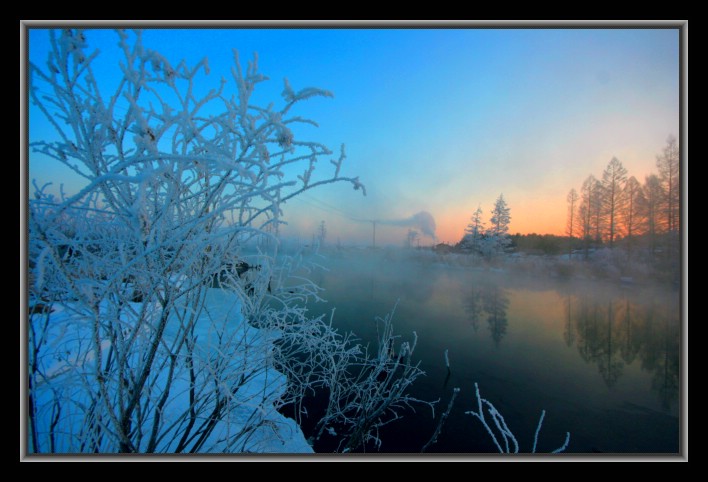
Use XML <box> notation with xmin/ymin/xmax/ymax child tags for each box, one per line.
<box><xmin>19</xmin><ymin>19</ymin><xmax>688</xmax><ymax>462</ymax></box>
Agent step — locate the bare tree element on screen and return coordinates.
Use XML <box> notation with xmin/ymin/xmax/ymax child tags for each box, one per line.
<box><xmin>579</xmin><ymin>175</ymin><xmax>601</xmax><ymax>258</ymax></box>
<box><xmin>621</xmin><ymin>176</ymin><xmax>645</xmax><ymax>261</ymax></box>
<box><xmin>656</xmin><ymin>135</ymin><xmax>680</xmax><ymax>234</ymax></box>
<box><xmin>601</xmin><ymin>157</ymin><xmax>628</xmax><ymax>248</ymax></box>
<box><xmin>656</xmin><ymin>135</ymin><xmax>680</xmax><ymax>273</ymax></box>
<box><xmin>566</xmin><ymin>188</ymin><xmax>579</xmax><ymax>260</ymax></box>
<box><xmin>640</xmin><ymin>174</ymin><xmax>664</xmax><ymax>256</ymax></box>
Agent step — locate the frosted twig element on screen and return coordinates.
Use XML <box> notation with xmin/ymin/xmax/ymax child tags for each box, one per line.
<box><xmin>532</xmin><ymin>409</ymin><xmax>545</xmax><ymax>453</ymax></box>
<box><xmin>466</xmin><ymin>383</ymin><xmax>569</xmax><ymax>454</ymax></box>
<box><xmin>421</xmin><ymin>387</ymin><xmax>459</xmax><ymax>453</ymax></box>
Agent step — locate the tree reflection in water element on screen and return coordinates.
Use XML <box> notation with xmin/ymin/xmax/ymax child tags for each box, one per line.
<box><xmin>484</xmin><ymin>285</ymin><xmax>510</xmax><ymax>347</ymax></box>
<box><xmin>463</xmin><ymin>288</ymin><xmax>483</xmax><ymax>333</ymax></box>
<box><xmin>565</xmin><ymin>289</ymin><xmax>679</xmax><ymax>410</ymax></box>
<box><xmin>465</xmin><ymin>282</ymin><xmax>510</xmax><ymax>346</ymax></box>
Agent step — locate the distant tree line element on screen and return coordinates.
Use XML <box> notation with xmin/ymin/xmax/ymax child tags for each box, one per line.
<box><xmin>509</xmin><ymin>233</ymin><xmax>580</xmax><ymax>256</ymax></box>
<box><xmin>566</xmin><ymin>135</ymin><xmax>680</xmax><ymax>262</ymax></box>
<box><xmin>445</xmin><ymin>136</ymin><xmax>680</xmax><ymax>284</ymax></box>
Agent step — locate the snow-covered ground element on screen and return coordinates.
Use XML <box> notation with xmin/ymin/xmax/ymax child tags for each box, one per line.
<box><xmin>30</xmin><ymin>289</ymin><xmax>313</xmax><ymax>453</ymax></box>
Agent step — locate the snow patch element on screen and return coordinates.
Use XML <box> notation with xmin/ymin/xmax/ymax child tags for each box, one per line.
<box><xmin>30</xmin><ymin>289</ymin><xmax>313</xmax><ymax>453</ymax></box>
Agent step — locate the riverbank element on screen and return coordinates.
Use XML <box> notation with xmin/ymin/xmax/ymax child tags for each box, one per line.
<box><xmin>28</xmin><ymin>289</ymin><xmax>313</xmax><ymax>454</ymax></box>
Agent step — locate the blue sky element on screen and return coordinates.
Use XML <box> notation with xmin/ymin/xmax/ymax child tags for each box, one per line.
<box><xmin>28</xmin><ymin>27</ymin><xmax>679</xmax><ymax>245</ymax></box>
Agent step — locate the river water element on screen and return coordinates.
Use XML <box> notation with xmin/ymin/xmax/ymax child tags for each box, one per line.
<box><xmin>300</xmin><ymin>249</ymin><xmax>681</xmax><ymax>454</ymax></box>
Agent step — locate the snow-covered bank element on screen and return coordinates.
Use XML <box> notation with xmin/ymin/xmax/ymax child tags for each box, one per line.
<box><xmin>30</xmin><ymin>289</ymin><xmax>313</xmax><ymax>453</ymax></box>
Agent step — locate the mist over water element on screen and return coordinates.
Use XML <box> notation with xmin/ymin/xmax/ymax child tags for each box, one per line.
<box><xmin>296</xmin><ymin>248</ymin><xmax>680</xmax><ymax>453</ymax></box>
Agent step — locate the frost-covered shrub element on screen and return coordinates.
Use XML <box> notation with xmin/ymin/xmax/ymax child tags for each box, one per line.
<box><xmin>28</xmin><ymin>29</ymin><xmax>423</xmax><ymax>454</ymax></box>
<box><xmin>259</xmin><ymin>301</ymin><xmax>433</xmax><ymax>453</ymax></box>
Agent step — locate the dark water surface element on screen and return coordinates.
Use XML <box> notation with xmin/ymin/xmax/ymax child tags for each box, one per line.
<box><xmin>300</xmin><ymin>250</ymin><xmax>681</xmax><ymax>454</ymax></box>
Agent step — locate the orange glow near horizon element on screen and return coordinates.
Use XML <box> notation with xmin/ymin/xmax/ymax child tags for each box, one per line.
<box><xmin>435</xmin><ymin>199</ymin><xmax>566</xmax><ymax>246</ymax></box>
<box><xmin>432</xmin><ymin>158</ymin><xmax>659</xmax><ymax>245</ymax></box>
